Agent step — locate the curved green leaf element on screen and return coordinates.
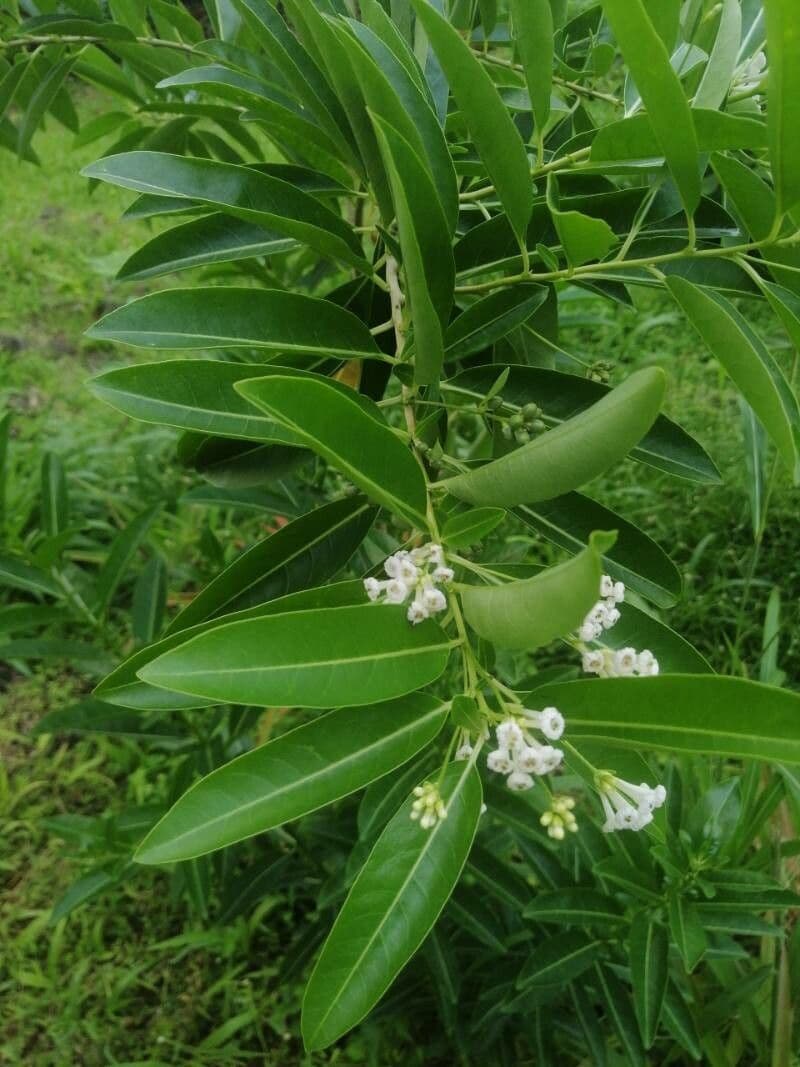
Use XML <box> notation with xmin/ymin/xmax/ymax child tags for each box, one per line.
<box><xmin>539</xmin><ymin>675</ymin><xmax>800</xmax><ymax>763</ymax></box>
<box><xmin>443</xmin><ymin>368</ymin><xmax>667</xmax><ymax>506</ymax></box>
<box><xmin>461</xmin><ymin>530</ymin><xmax>615</xmax><ymax>649</ymax></box>
<box><xmin>592</xmin><ymin>110</ymin><xmax>767</xmax><ymax>161</ymax></box>
<box><xmin>136</xmin><ymin>693</ymin><xmax>449</xmax><ymax>864</ymax></box>
<box><xmin>517</xmin><ymin>932</ymin><xmax>602</xmax><ymax>990</ymax></box>
<box><xmin>510</xmin><ymin>0</ymin><xmax>552</xmax><ymax>134</ymax></box>
<box><xmin>445</xmin><ymin>285</ymin><xmax>547</xmax><ymax>361</ymax></box>
<box><xmin>81</xmin><ymin>152</ymin><xmax>370</xmax><ymax>272</ymax></box>
<box><xmin>693</xmin><ymin>0</ymin><xmax>741</xmax><ymax>111</ymax></box>
<box><xmin>411</xmin><ymin>0</ymin><xmax>533</xmax><ymax>241</ymax></box>
<box><xmin>139</xmin><ymin>604</ymin><xmax>453</xmax><ymax>708</ymax></box>
<box><xmin>301</xmin><ymin>759</ymin><xmax>482</xmax><ymax>1050</ymax></box>
<box><xmin>765</xmin><ymin>0</ymin><xmax>800</xmax><ymax>214</ymax></box>
<box><xmin>524</xmin><ymin>889</ymin><xmax>623</xmax><ymax>926</ymax></box>
<box><xmin>629</xmin><ymin>914</ymin><xmax>668</xmax><ymax>1049</ymax></box>
<box><xmin>441</xmin><ymin>506</ymin><xmax>505</xmax><ymax>548</ymax></box>
<box><xmin>236</xmin><ymin>372</ymin><xmax>429</xmax><ymax>527</ymax></box>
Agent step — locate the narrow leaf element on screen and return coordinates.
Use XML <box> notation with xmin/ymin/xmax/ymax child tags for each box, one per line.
<box><xmin>629</xmin><ymin>913</ymin><xmax>668</xmax><ymax>1048</ymax></box>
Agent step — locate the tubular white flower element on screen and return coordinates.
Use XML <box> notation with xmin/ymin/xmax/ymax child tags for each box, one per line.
<box><xmin>596</xmin><ymin>772</ymin><xmax>666</xmax><ymax>833</ymax></box>
<box><xmin>506</xmin><ymin>770</ymin><xmax>535</xmax><ymax>792</ymax></box>
<box><xmin>636</xmin><ymin>649</ymin><xmax>660</xmax><ymax>675</ymax></box>
<box><xmin>364</xmin><ymin>577</ymin><xmax>384</xmax><ymax>602</ymax></box>
<box><xmin>407</xmin><ymin>599</ymin><xmax>429</xmax><ymax>625</ymax></box>
<box><xmin>384</xmin><ymin>578</ymin><xmax>410</xmax><ymax>604</ymax></box>
<box><xmin>600</xmin><ymin>574</ymin><xmax>615</xmax><ymax>599</ymax></box>
<box><xmin>455</xmin><ymin>743</ymin><xmax>473</xmax><ymax>761</ymax></box>
<box><xmin>582</xmin><ymin>649</ymin><xmax>606</xmax><ymax>675</ymax></box>
<box><xmin>396</xmin><ymin>556</ymin><xmax>420</xmax><ymax>583</ymax></box>
<box><xmin>421</xmin><ymin>585</ymin><xmax>447</xmax><ymax>614</ymax></box>
<box><xmin>487</xmin><ymin>748</ymin><xmax>514</xmax><ymax>774</ymax></box>
<box><xmin>523</xmin><ymin>706</ymin><xmax>565</xmax><ymax>740</ymax></box>
<box><xmin>432</xmin><ymin>565</ymin><xmax>454</xmax><ymax>584</ymax></box>
<box><xmin>496</xmin><ymin>719</ymin><xmax>524</xmax><ymax>749</ymax></box>
<box><xmin>579</xmin><ymin>621</ymin><xmax>600</xmax><ymax>642</ymax></box>
<box><xmin>384</xmin><ymin>554</ymin><xmax>401</xmax><ymax>579</ymax></box>
<box><xmin>612</xmin><ymin>647</ymin><xmax>638</xmax><ymax>676</ymax></box>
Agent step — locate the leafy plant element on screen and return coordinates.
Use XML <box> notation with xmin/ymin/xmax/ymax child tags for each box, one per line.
<box><xmin>4</xmin><ymin>0</ymin><xmax>800</xmax><ymax>1061</ymax></box>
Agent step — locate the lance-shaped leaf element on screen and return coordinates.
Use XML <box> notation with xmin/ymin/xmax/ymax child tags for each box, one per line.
<box><xmin>139</xmin><ymin>604</ymin><xmax>453</xmax><ymax>708</ymax></box>
<box><xmin>411</xmin><ymin>0</ymin><xmax>533</xmax><ymax>242</ymax></box>
<box><xmin>0</xmin><ymin>554</ymin><xmax>60</xmax><ymax>598</ymax></box>
<box><xmin>301</xmin><ymin>759</ymin><xmax>482</xmax><ymax>1051</ymax></box>
<box><xmin>461</xmin><ymin>530</ymin><xmax>615</xmax><ymax>650</ymax></box>
<box><xmin>765</xmin><ymin>0</ymin><xmax>800</xmax><ymax>215</ymax></box>
<box><xmin>441</xmin><ymin>506</ymin><xmax>505</xmax><ymax>549</ymax></box>
<box><xmin>538</xmin><ymin>675</ymin><xmax>800</xmax><ymax>764</ymax></box>
<box><xmin>510</xmin><ymin>0</ymin><xmax>552</xmax><ymax>135</ymax></box>
<box><xmin>668</xmin><ymin>893</ymin><xmax>707</xmax><ymax>973</ymax></box>
<box><xmin>96</xmin><ymin>581</ymin><xmax>365</xmax><ymax>712</ymax></box>
<box><xmin>602</xmin><ymin>0</ymin><xmax>700</xmax><ymax>214</ymax></box>
<box><xmin>667</xmin><ymin>276</ymin><xmax>800</xmax><ymax>478</ymax></box>
<box><xmin>524</xmin><ymin>889</ymin><xmax>623</xmax><ymax>926</ymax></box>
<box><xmin>370</xmin><ymin>112</ymin><xmax>452</xmax><ymax>384</ymax></box>
<box><xmin>517</xmin><ymin>932</ymin><xmax>602</xmax><ymax>990</ymax></box>
<box><xmin>693</xmin><ymin>0</ymin><xmax>741</xmax><ymax>111</ymax></box>
<box><xmin>168</xmin><ymin>495</ymin><xmax>375</xmax><ymax>633</ymax></box>
<box><xmin>236</xmin><ymin>372</ymin><xmax>428</xmax><ymax>527</ymax></box>
<box><xmin>443</xmin><ymin>368</ymin><xmax>666</xmax><ymax>506</ymax></box>
<box><xmin>87</xmin><ymin>288</ymin><xmax>381</xmax><ymax>360</ymax></box>
<box><xmin>136</xmin><ymin>693</ymin><xmax>449</xmax><ymax>864</ymax></box>
<box><xmin>592</xmin><ymin>110</ymin><xmax>767</xmax><ymax>161</ymax></box>
<box><xmin>93</xmin><ymin>505</ymin><xmax>161</xmax><ymax>614</ymax></box>
<box><xmin>89</xmin><ymin>360</ymin><xmax>303</xmax><ymax>445</ymax></box>
<box><xmin>81</xmin><ymin>152</ymin><xmax>369</xmax><ymax>272</ymax></box>
<box><xmin>629</xmin><ymin>913</ymin><xmax>668</xmax><ymax>1048</ymax></box>
<box><xmin>595</xmin><ymin>965</ymin><xmax>646</xmax><ymax>1067</ymax></box>
<box><xmin>443</xmin><ymin>363</ymin><xmax>719</xmax><ymax>483</ymax></box>
<box><xmin>444</xmin><ymin>285</ymin><xmax>548</xmax><ymax>361</ymax></box>
<box><xmin>117</xmin><ymin>215</ymin><xmax>297</xmax><ymax>281</ymax></box>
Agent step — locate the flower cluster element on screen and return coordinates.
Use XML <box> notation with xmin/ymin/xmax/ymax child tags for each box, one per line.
<box><xmin>581</xmin><ymin>646</ymin><xmax>659</xmax><ymax>678</ymax></box>
<box><xmin>364</xmin><ymin>543</ymin><xmax>454</xmax><ymax>625</ymax></box>
<box><xmin>596</xmin><ymin>772</ymin><xmax>666</xmax><ymax>833</ymax></box>
<box><xmin>486</xmin><ymin>707</ymin><xmax>565</xmax><ymax>792</ymax></box>
<box><xmin>577</xmin><ymin>574</ymin><xmax>625</xmax><ymax>642</ymax></box>
<box><xmin>411</xmin><ymin>781</ymin><xmax>447</xmax><ymax>829</ymax></box>
<box><xmin>540</xmin><ymin>795</ymin><xmax>578</xmax><ymax>841</ymax></box>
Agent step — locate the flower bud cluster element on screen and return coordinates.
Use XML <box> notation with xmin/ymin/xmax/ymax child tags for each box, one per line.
<box><xmin>411</xmin><ymin>781</ymin><xmax>447</xmax><ymax>829</ymax></box>
<box><xmin>577</xmin><ymin>574</ymin><xmax>625</xmax><ymax>642</ymax></box>
<box><xmin>581</xmin><ymin>646</ymin><xmax>659</xmax><ymax>678</ymax></box>
<box><xmin>486</xmin><ymin>707</ymin><xmax>565</xmax><ymax>792</ymax></box>
<box><xmin>499</xmin><ymin>401</ymin><xmax>547</xmax><ymax>446</ymax></box>
<box><xmin>364</xmin><ymin>543</ymin><xmax>454</xmax><ymax>625</ymax></box>
<box><xmin>596</xmin><ymin>772</ymin><xmax>666</xmax><ymax>833</ymax></box>
<box><xmin>540</xmin><ymin>795</ymin><xmax>578</xmax><ymax>841</ymax></box>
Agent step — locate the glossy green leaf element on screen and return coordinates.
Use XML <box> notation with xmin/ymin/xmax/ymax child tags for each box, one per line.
<box><xmin>166</xmin><ymin>496</ymin><xmax>375</xmax><ymax>633</ymax></box>
<box><xmin>538</xmin><ymin>675</ymin><xmax>800</xmax><ymax>764</ymax></box>
<box><xmin>301</xmin><ymin>759</ymin><xmax>482</xmax><ymax>1050</ymax></box>
<box><xmin>548</xmin><ymin>174</ymin><xmax>616</xmax><ymax>267</ymax></box>
<box><xmin>95</xmin><ymin>581</ymin><xmax>365</xmax><ymax>712</ymax></box>
<box><xmin>448</xmin><ymin>885</ymin><xmax>506</xmax><ymax>952</ymax></box>
<box><xmin>668</xmin><ymin>893</ymin><xmax>707</xmax><ymax>973</ymax></box>
<box><xmin>87</xmin><ymin>288</ymin><xmax>381</xmax><ymax>360</ymax></box>
<box><xmin>662</xmin><ymin>982</ymin><xmax>703</xmax><ymax>1061</ymax></box>
<box><xmin>441</xmin><ymin>506</ymin><xmax>505</xmax><ymax>549</ymax></box>
<box><xmin>602</xmin><ymin>0</ymin><xmax>700</xmax><ymax>214</ymax></box>
<box><xmin>510</xmin><ymin>0</ymin><xmax>552</xmax><ymax>134</ymax></box>
<box><xmin>81</xmin><ymin>152</ymin><xmax>370</xmax><ymax>272</ymax></box>
<box><xmin>444</xmin><ymin>364</ymin><xmax>719</xmax><ymax>483</ymax></box>
<box><xmin>693</xmin><ymin>0</ymin><xmax>741</xmax><ymax>110</ymax></box>
<box><xmin>444</xmin><ymin>285</ymin><xmax>547</xmax><ymax>361</ymax></box>
<box><xmin>137</xmin><ymin>693</ymin><xmax>448</xmax><ymax>864</ymax></box>
<box><xmin>765</xmin><ymin>0</ymin><xmax>800</xmax><ymax>214</ymax></box>
<box><xmin>524</xmin><ymin>889</ymin><xmax>623</xmax><ymax>926</ymax></box>
<box><xmin>93</xmin><ymin>505</ymin><xmax>160</xmax><ymax>615</ymax></box>
<box><xmin>89</xmin><ymin>360</ymin><xmax>302</xmax><ymax>445</ymax></box>
<box><xmin>370</xmin><ymin>113</ymin><xmax>452</xmax><ymax>384</ymax></box>
<box><xmin>236</xmin><ymin>372</ymin><xmax>428</xmax><ymax>527</ymax></box>
<box><xmin>517</xmin><ymin>932</ymin><xmax>602</xmax><ymax>990</ymax></box>
<box><xmin>594</xmin><ymin>965</ymin><xmax>646</xmax><ymax>1067</ymax></box>
<box><xmin>411</xmin><ymin>0</ymin><xmax>533</xmax><ymax>241</ymax></box>
<box><xmin>667</xmin><ymin>276</ymin><xmax>800</xmax><ymax>478</ymax></box>
<box><xmin>629</xmin><ymin>913</ymin><xmax>668</xmax><ymax>1048</ymax></box>
<box><xmin>443</xmin><ymin>368</ymin><xmax>666</xmax><ymax>506</ymax></box>
<box><xmin>711</xmin><ymin>151</ymin><xmax>774</xmax><ymax>241</ymax></box>
<box><xmin>17</xmin><ymin>53</ymin><xmax>78</xmax><ymax>159</ymax></box>
<box><xmin>592</xmin><ymin>110</ymin><xmax>767</xmax><ymax>162</ymax></box>
<box><xmin>516</xmin><ymin>492</ymin><xmax>682</xmax><ymax>609</ymax></box>
<box><xmin>32</xmin><ymin>698</ymin><xmax>185</xmax><ymax>741</ymax></box>
<box><xmin>461</xmin><ymin>530</ymin><xmax>615</xmax><ymax>650</ymax></box>
<box><xmin>40</xmin><ymin>452</ymin><xmax>68</xmax><ymax>538</ymax></box>
<box><xmin>139</xmin><ymin>603</ymin><xmax>453</xmax><ymax>708</ymax></box>
<box><xmin>117</xmin><ymin>214</ymin><xmax>297</xmax><ymax>281</ymax></box>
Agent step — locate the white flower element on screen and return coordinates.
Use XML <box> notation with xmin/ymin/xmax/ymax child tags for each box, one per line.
<box><xmin>396</xmin><ymin>556</ymin><xmax>420</xmax><ymax>583</ymax></box>
<box><xmin>612</xmin><ymin>647</ymin><xmax>638</xmax><ymax>676</ymax></box>
<box><xmin>582</xmin><ymin>649</ymin><xmax>606</xmax><ymax>675</ymax></box>
<box><xmin>596</xmin><ymin>772</ymin><xmax>666</xmax><ymax>833</ymax></box>
<box><xmin>579</xmin><ymin>621</ymin><xmax>600</xmax><ymax>642</ymax></box>
<box><xmin>420</xmin><ymin>585</ymin><xmax>447</xmax><ymax>614</ymax></box>
<box><xmin>600</xmin><ymin>574</ymin><xmax>615</xmax><ymax>599</ymax></box>
<box><xmin>537</xmin><ymin>746</ymin><xmax>564</xmax><ymax>773</ymax></box>
<box><xmin>496</xmin><ymin>719</ymin><xmax>524</xmax><ymax>749</ymax></box>
<box><xmin>487</xmin><ymin>748</ymin><xmax>514</xmax><ymax>774</ymax></box>
<box><xmin>612</xmin><ymin>581</ymin><xmax>625</xmax><ymax>603</ymax></box>
<box><xmin>514</xmin><ymin>744</ymin><xmax>543</xmax><ymax>773</ymax></box>
<box><xmin>603</xmin><ymin>606</ymin><xmax>621</xmax><ymax>628</ymax></box>
<box><xmin>364</xmin><ymin>577</ymin><xmax>383</xmax><ymax>602</ymax></box>
<box><xmin>455</xmin><ymin>743</ymin><xmax>473</xmax><ymax>761</ymax></box>
<box><xmin>407</xmin><ymin>599</ymin><xmax>429</xmax><ymax>624</ymax></box>
<box><xmin>384</xmin><ymin>578</ymin><xmax>410</xmax><ymax>604</ymax></box>
<box><xmin>524</xmin><ymin>706</ymin><xmax>565</xmax><ymax>741</ymax></box>
<box><xmin>637</xmin><ymin>649</ymin><xmax>660</xmax><ymax>676</ymax></box>
<box><xmin>506</xmin><ymin>770</ymin><xmax>535</xmax><ymax>792</ymax></box>
<box><xmin>427</xmin><ymin>544</ymin><xmax>444</xmax><ymax>566</ymax></box>
<box><xmin>733</xmin><ymin>49</ymin><xmax>766</xmax><ymax>94</ymax></box>
<box><xmin>432</xmin><ymin>565</ymin><xmax>454</xmax><ymax>584</ymax></box>
<box><xmin>384</xmin><ymin>554</ymin><xmax>401</xmax><ymax>579</ymax></box>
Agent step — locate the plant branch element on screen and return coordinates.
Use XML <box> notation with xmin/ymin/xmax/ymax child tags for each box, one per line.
<box><xmin>474</xmin><ymin>46</ymin><xmax>624</xmax><ymax>108</ymax></box>
<box><xmin>1</xmin><ymin>32</ymin><xmax>197</xmax><ymax>53</ymax></box>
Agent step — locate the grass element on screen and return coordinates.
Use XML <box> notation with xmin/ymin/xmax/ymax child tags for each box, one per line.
<box><xmin>2</xmin><ymin>92</ymin><xmax>799</xmax><ymax>1064</ymax></box>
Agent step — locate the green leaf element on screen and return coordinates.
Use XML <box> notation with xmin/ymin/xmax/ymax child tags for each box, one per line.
<box><xmin>538</xmin><ymin>675</ymin><xmax>800</xmax><ymax>764</ymax></box>
<box><xmin>95</xmin><ymin>581</ymin><xmax>365</xmax><ymax>712</ymax></box>
<box><xmin>693</xmin><ymin>0</ymin><xmax>741</xmax><ymax>111</ymax></box>
<box><xmin>166</xmin><ymin>496</ymin><xmax>375</xmax><ymax>634</ymax></box>
<box><xmin>0</xmin><ymin>553</ymin><xmax>60</xmax><ymax>598</ymax></box>
<box><xmin>765</xmin><ymin>0</ymin><xmax>800</xmax><ymax>214</ymax></box>
<box><xmin>81</xmin><ymin>152</ymin><xmax>370</xmax><ymax>272</ymax></box>
<box><xmin>517</xmin><ymin>932</ymin><xmax>602</xmax><ymax>990</ymax></box>
<box><xmin>592</xmin><ymin>110</ymin><xmax>767</xmax><ymax>161</ymax></box>
<box><xmin>443</xmin><ymin>364</ymin><xmax>719</xmax><ymax>484</ymax></box>
<box><xmin>132</xmin><ymin>556</ymin><xmax>167</xmax><ymax>645</ymax></box>
<box><xmin>17</xmin><ymin>53</ymin><xmax>78</xmax><ymax>159</ymax></box>
<box><xmin>89</xmin><ymin>360</ymin><xmax>302</xmax><ymax>445</ymax></box>
<box><xmin>411</xmin><ymin>0</ymin><xmax>533</xmax><ymax>241</ymax></box>
<box><xmin>668</xmin><ymin>894</ymin><xmax>707</xmax><ymax>973</ymax></box>
<box><xmin>510</xmin><ymin>0</ymin><xmax>552</xmax><ymax>134</ymax></box>
<box><xmin>602</xmin><ymin>0</ymin><xmax>700</xmax><ymax>214</ymax></box>
<box><xmin>444</xmin><ymin>286</ymin><xmax>547</xmax><ymax>361</ymax></box>
<box><xmin>32</xmin><ymin>698</ymin><xmax>185</xmax><ymax>740</ymax></box>
<box><xmin>370</xmin><ymin>112</ymin><xmax>452</xmax><ymax>384</ymax></box>
<box><xmin>93</xmin><ymin>505</ymin><xmax>160</xmax><ymax>615</ymax></box>
<box><xmin>87</xmin><ymin>288</ymin><xmax>381</xmax><ymax>360</ymax></box>
<box><xmin>629</xmin><ymin>913</ymin><xmax>668</xmax><ymax>1048</ymax></box>
<box><xmin>594</xmin><ymin>964</ymin><xmax>646</xmax><ymax>1067</ymax></box>
<box><xmin>448</xmin><ymin>885</ymin><xmax>506</xmax><ymax>952</ymax></box>
<box><xmin>516</xmin><ymin>492</ymin><xmax>682</xmax><ymax>608</ymax></box>
<box><xmin>116</xmin><ymin>214</ymin><xmax>297</xmax><ymax>281</ymax></box>
<box><xmin>666</xmin><ymin>276</ymin><xmax>800</xmax><ymax>478</ymax></box>
<box><xmin>139</xmin><ymin>604</ymin><xmax>453</xmax><ymax>708</ymax></box>
<box><xmin>235</xmin><ymin>372</ymin><xmax>428</xmax><ymax>527</ymax></box>
<box><xmin>524</xmin><ymin>888</ymin><xmax>623</xmax><ymax>926</ymax></box>
<box><xmin>711</xmin><ymin>151</ymin><xmax>775</xmax><ymax>241</ymax></box>
<box><xmin>662</xmin><ymin>982</ymin><xmax>703</xmax><ymax>1061</ymax></box>
<box><xmin>443</xmin><ymin>367</ymin><xmax>666</xmax><ymax>506</ymax></box>
<box><xmin>461</xmin><ymin>529</ymin><xmax>615</xmax><ymax>650</ymax></box>
<box><xmin>137</xmin><ymin>694</ymin><xmax>447</xmax><ymax>864</ymax></box>
<box><xmin>301</xmin><ymin>759</ymin><xmax>482</xmax><ymax>1050</ymax></box>
<box><xmin>40</xmin><ymin>452</ymin><xmax>68</xmax><ymax>538</ymax></box>
<box><xmin>441</xmin><ymin>507</ymin><xmax>505</xmax><ymax>549</ymax></box>
<box><xmin>548</xmin><ymin>174</ymin><xmax>616</xmax><ymax>267</ymax></box>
